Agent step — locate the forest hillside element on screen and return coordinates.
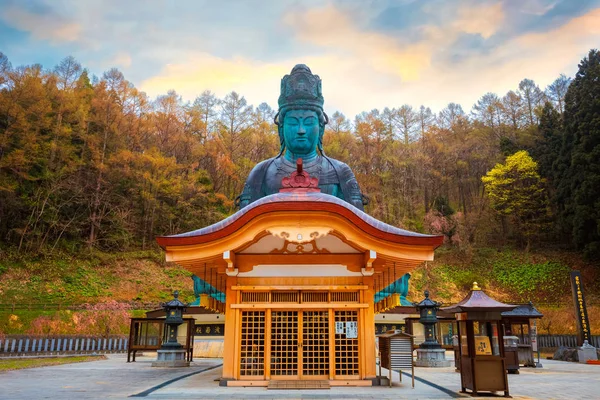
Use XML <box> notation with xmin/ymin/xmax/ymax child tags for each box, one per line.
<box><xmin>0</xmin><ymin>49</ymin><xmax>599</xmax><ymax>336</ymax></box>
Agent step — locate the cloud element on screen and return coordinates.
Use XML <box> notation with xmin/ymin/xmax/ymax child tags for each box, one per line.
<box><xmin>415</xmin><ymin>6</ymin><xmax>600</xmax><ymax>111</ymax></box>
<box><xmin>138</xmin><ymin>3</ymin><xmax>600</xmax><ymax>119</ymax></box>
<box><xmin>139</xmin><ymin>53</ymin><xmax>288</xmax><ymax>105</ymax></box>
<box><xmin>4</xmin><ymin>0</ymin><xmax>600</xmax><ymax>120</ymax></box>
<box><xmin>109</xmin><ymin>52</ymin><xmax>132</xmax><ymax>68</ymax></box>
<box><xmin>283</xmin><ymin>5</ymin><xmax>432</xmax><ymax>82</ymax></box>
<box><xmin>452</xmin><ymin>1</ymin><xmax>505</xmax><ymax>39</ymax></box>
<box><xmin>1</xmin><ymin>5</ymin><xmax>81</xmax><ymax>42</ymax></box>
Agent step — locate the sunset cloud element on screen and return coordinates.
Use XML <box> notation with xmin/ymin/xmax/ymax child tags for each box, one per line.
<box><xmin>1</xmin><ymin>5</ymin><xmax>81</xmax><ymax>43</ymax></box>
<box><xmin>283</xmin><ymin>5</ymin><xmax>431</xmax><ymax>81</ymax></box>
<box><xmin>452</xmin><ymin>1</ymin><xmax>505</xmax><ymax>39</ymax></box>
<box><xmin>1</xmin><ymin>0</ymin><xmax>599</xmax><ymax>118</ymax></box>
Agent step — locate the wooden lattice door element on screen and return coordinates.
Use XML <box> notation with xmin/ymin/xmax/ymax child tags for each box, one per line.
<box><xmin>270</xmin><ymin>311</ymin><xmax>299</xmax><ymax>377</ymax></box>
<box><xmin>239</xmin><ymin>311</ymin><xmax>265</xmax><ymax>377</ymax></box>
<box><xmin>302</xmin><ymin>311</ymin><xmax>330</xmax><ymax>378</ymax></box>
<box><xmin>269</xmin><ymin>310</ymin><xmax>331</xmax><ymax>379</ymax></box>
<box><xmin>334</xmin><ymin>310</ymin><xmax>360</xmax><ymax>376</ymax></box>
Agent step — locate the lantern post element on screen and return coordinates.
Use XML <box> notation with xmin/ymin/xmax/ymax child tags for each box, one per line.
<box><xmin>414</xmin><ymin>290</ymin><xmax>450</xmax><ymax>367</ymax></box>
<box><xmin>152</xmin><ymin>291</ymin><xmax>190</xmax><ymax>367</ymax></box>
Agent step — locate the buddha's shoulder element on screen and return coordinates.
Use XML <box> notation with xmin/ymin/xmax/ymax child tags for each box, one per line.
<box><xmin>323</xmin><ymin>157</ymin><xmax>355</xmax><ymax>175</ymax></box>
<box><xmin>246</xmin><ymin>158</ymin><xmax>277</xmax><ymax>180</ymax></box>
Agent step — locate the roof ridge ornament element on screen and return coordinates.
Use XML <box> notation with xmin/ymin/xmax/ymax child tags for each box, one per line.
<box><xmin>279</xmin><ymin>158</ymin><xmax>320</xmax><ymax>193</ymax></box>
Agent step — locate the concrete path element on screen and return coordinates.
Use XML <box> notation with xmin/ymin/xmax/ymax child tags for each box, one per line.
<box><xmin>0</xmin><ymin>354</ymin><xmax>222</xmax><ymax>400</ymax></box>
<box><xmin>0</xmin><ymin>354</ymin><xmax>599</xmax><ymax>399</ymax></box>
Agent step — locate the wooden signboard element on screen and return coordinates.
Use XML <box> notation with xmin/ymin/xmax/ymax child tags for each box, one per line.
<box><xmin>474</xmin><ymin>336</ymin><xmax>492</xmax><ymax>355</ymax></box>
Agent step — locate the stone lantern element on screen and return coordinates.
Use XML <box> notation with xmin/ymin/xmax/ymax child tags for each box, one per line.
<box><xmin>414</xmin><ymin>290</ymin><xmax>450</xmax><ymax>367</ymax></box>
<box><xmin>152</xmin><ymin>291</ymin><xmax>190</xmax><ymax>367</ymax></box>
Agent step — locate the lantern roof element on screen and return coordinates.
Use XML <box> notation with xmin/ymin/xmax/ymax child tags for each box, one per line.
<box><xmin>162</xmin><ymin>291</ymin><xmax>187</xmax><ymax>309</ymax></box>
<box><xmin>414</xmin><ymin>290</ymin><xmax>441</xmax><ymax>310</ymax></box>
<box><xmin>413</xmin><ymin>290</ymin><xmax>441</xmax><ymax>309</ymax></box>
<box><xmin>501</xmin><ymin>301</ymin><xmax>543</xmax><ymax>318</ymax></box>
<box><xmin>441</xmin><ymin>282</ymin><xmax>516</xmax><ymax>313</ymax></box>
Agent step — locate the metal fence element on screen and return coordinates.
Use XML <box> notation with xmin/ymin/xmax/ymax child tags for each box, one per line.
<box><xmin>537</xmin><ymin>334</ymin><xmax>600</xmax><ymax>348</ymax></box>
<box><xmin>0</xmin><ymin>335</ymin><xmax>128</xmax><ymax>357</ymax></box>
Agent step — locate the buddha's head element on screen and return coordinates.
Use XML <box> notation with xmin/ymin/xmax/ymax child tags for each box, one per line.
<box><xmin>275</xmin><ymin>64</ymin><xmax>328</xmax><ymax>159</ymax></box>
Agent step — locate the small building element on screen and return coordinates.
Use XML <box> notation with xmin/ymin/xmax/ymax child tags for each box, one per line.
<box><xmin>157</xmin><ymin>188</ymin><xmax>442</xmax><ymax>386</ymax></box>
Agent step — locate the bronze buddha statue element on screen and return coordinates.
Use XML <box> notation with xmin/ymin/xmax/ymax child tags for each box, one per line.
<box><xmin>238</xmin><ymin>64</ymin><xmax>366</xmax><ymax>210</ymax></box>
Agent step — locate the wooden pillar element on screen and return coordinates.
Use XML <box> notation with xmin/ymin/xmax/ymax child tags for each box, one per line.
<box><xmin>222</xmin><ymin>275</ymin><xmax>237</xmax><ymax>379</ymax></box>
<box><xmin>363</xmin><ymin>275</ymin><xmax>376</xmax><ymax>379</ymax></box>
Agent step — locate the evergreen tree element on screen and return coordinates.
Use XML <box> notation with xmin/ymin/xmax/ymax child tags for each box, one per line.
<box><xmin>563</xmin><ymin>49</ymin><xmax>600</xmax><ymax>257</ymax></box>
<box><xmin>532</xmin><ymin>102</ymin><xmax>562</xmax><ymax>183</ymax></box>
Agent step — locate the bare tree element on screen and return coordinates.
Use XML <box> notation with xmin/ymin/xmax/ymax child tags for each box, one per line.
<box><xmin>328</xmin><ymin>111</ymin><xmax>351</xmax><ymax>134</ymax></box>
<box><xmin>546</xmin><ymin>74</ymin><xmax>571</xmax><ymax>113</ymax></box>
<box><xmin>501</xmin><ymin>90</ymin><xmax>525</xmax><ymax>137</ymax></box>
<box><xmin>191</xmin><ymin>90</ymin><xmax>220</xmax><ymax>141</ymax></box>
<box><xmin>472</xmin><ymin>92</ymin><xmax>503</xmax><ymax>138</ymax></box>
<box><xmin>438</xmin><ymin>103</ymin><xmax>465</xmax><ymax>129</ymax></box>
<box><xmin>54</xmin><ymin>56</ymin><xmax>82</xmax><ymax>91</ymax></box>
<box><xmin>418</xmin><ymin>105</ymin><xmax>434</xmax><ymax>136</ymax></box>
<box><xmin>518</xmin><ymin>78</ymin><xmax>545</xmax><ymax>126</ymax></box>
<box><xmin>395</xmin><ymin>104</ymin><xmax>419</xmax><ymax>144</ymax></box>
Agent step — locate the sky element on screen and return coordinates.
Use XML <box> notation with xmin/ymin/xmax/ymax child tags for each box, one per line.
<box><xmin>1</xmin><ymin>0</ymin><xmax>599</xmax><ymax>118</ymax></box>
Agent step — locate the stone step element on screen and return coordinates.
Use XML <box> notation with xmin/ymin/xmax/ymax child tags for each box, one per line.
<box><xmin>267</xmin><ymin>380</ymin><xmax>331</xmax><ymax>390</ymax></box>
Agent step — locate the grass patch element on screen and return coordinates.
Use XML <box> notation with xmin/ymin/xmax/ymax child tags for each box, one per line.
<box><xmin>0</xmin><ymin>355</ymin><xmax>106</xmax><ymax>372</ymax></box>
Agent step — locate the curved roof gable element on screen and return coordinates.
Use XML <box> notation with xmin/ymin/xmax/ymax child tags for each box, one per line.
<box><xmin>156</xmin><ymin>192</ymin><xmax>443</xmax><ymax>248</ymax></box>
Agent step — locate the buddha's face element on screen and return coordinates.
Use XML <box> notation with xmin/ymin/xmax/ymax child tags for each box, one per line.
<box><xmin>283</xmin><ymin>109</ymin><xmax>320</xmax><ymax>158</ymax></box>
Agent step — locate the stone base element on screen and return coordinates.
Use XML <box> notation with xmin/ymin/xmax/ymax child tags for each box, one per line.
<box><xmin>151</xmin><ymin>349</ymin><xmax>190</xmax><ymax>367</ymax></box>
<box><xmin>371</xmin><ymin>376</ymin><xmax>390</xmax><ymax>386</ymax></box>
<box><xmin>578</xmin><ymin>341</ymin><xmax>598</xmax><ymax>364</ymax></box>
<box><xmin>415</xmin><ymin>348</ymin><xmax>451</xmax><ymax>367</ymax></box>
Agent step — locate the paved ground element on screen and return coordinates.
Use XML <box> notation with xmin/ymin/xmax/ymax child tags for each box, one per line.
<box><xmin>0</xmin><ymin>354</ymin><xmax>221</xmax><ymax>399</ymax></box>
<box><xmin>0</xmin><ymin>354</ymin><xmax>599</xmax><ymax>399</ymax></box>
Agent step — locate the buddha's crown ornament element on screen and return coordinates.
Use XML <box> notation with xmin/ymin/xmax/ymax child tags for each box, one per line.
<box><xmin>278</xmin><ymin>64</ymin><xmax>324</xmax><ymax>111</ymax></box>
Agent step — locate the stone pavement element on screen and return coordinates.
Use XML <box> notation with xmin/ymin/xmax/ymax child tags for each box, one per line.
<box><xmin>0</xmin><ymin>354</ymin><xmax>222</xmax><ymax>400</ymax></box>
<box><xmin>0</xmin><ymin>353</ymin><xmax>599</xmax><ymax>399</ymax></box>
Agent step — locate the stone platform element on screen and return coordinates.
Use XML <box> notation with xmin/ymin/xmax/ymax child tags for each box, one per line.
<box><xmin>151</xmin><ymin>349</ymin><xmax>190</xmax><ymax>367</ymax></box>
<box><xmin>414</xmin><ymin>348</ymin><xmax>451</xmax><ymax>367</ymax></box>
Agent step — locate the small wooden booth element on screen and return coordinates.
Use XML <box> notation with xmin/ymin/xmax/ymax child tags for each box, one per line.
<box><xmin>157</xmin><ymin>175</ymin><xmax>442</xmax><ymax>386</ymax></box>
<box><xmin>442</xmin><ymin>283</ymin><xmax>516</xmax><ymax>397</ymax></box>
<box><xmin>501</xmin><ymin>303</ymin><xmax>543</xmax><ymax>368</ymax></box>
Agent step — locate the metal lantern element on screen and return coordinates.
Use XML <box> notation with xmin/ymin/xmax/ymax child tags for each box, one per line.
<box><xmin>414</xmin><ymin>290</ymin><xmax>442</xmax><ymax>349</ymax></box>
<box><xmin>161</xmin><ymin>290</ymin><xmax>187</xmax><ymax>349</ymax></box>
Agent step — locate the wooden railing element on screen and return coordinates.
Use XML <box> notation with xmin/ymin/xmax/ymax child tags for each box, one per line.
<box><xmin>0</xmin><ymin>335</ymin><xmax>128</xmax><ymax>357</ymax></box>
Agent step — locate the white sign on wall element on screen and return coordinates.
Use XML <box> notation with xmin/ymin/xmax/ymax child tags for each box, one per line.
<box><xmin>335</xmin><ymin>322</ymin><xmax>345</xmax><ymax>335</ymax></box>
<box><xmin>346</xmin><ymin>321</ymin><xmax>358</xmax><ymax>339</ymax></box>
